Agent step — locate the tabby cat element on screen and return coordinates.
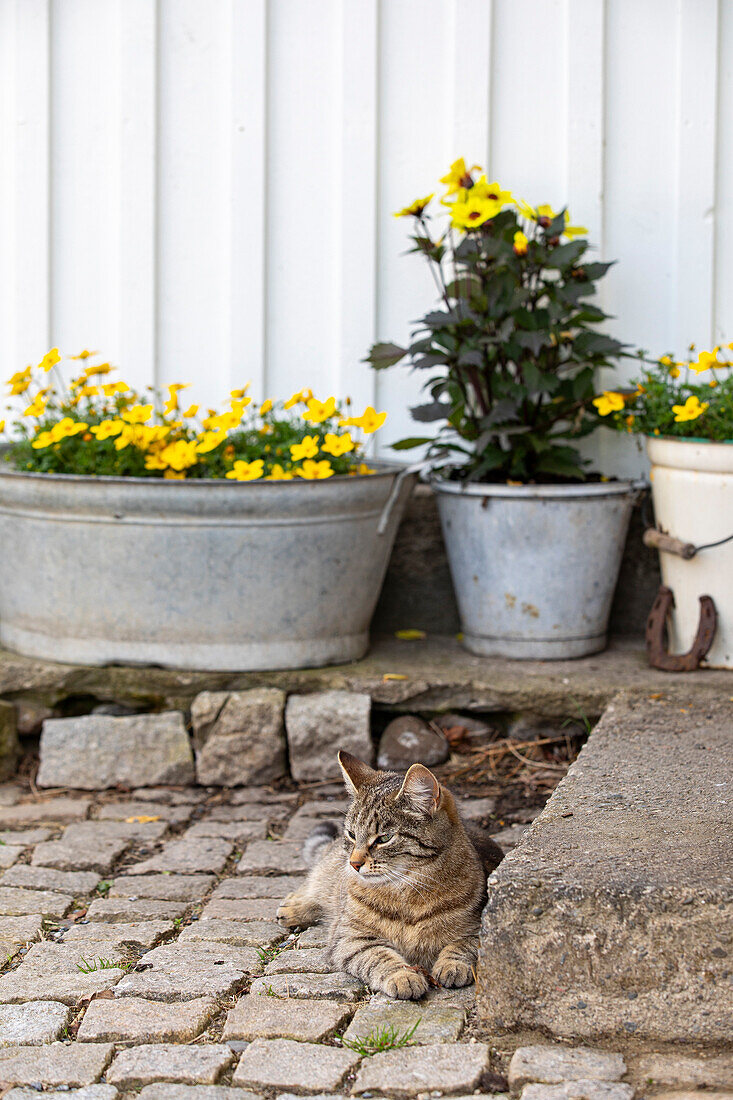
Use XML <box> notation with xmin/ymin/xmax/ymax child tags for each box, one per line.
<box><xmin>276</xmin><ymin>750</ymin><xmax>503</xmax><ymax>1000</ymax></box>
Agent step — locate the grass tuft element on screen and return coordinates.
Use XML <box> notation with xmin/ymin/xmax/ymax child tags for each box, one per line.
<box><xmin>340</xmin><ymin>1020</ymin><xmax>420</xmax><ymax>1056</ymax></box>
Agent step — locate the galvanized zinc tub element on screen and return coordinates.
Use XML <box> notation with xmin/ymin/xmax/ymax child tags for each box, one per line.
<box><xmin>0</xmin><ymin>463</ymin><xmax>416</xmax><ymax>670</ymax></box>
<box><xmin>433</xmin><ymin>478</ymin><xmax>638</xmax><ymax>659</ymax></box>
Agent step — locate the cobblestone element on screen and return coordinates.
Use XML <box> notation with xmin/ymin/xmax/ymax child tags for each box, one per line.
<box><xmin>98</xmin><ymin>800</ymin><xmax>192</xmax><ymax>825</ymax></box>
<box><xmin>629</xmin><ymin>1053</ymin><xmax>733</xmax><ymax>1091</ymax></box>
<box><xmin>249</xmin><ymin>971</ymin><xmax>365</xmax><ymax>1000</ymax></box>
<box><xmin>77</xmin><ymin>997</ymin><xmax>217</xmax><ymax>1043</ymax></box>
<box><xmin>127</xmin><ymin>838</ymin><xmax>233</xmax><ymax>876</ymax></box>
<box><xmin>343</xmin><ymin>996</ymin><xmax>465</xmax><ymax>1044</ymax></box>
<box><xmin>210</xmin><ymin>875</ymin><xmax>304</xmax><ymax>900</ymax></box>
<box><xmin>31</xmin><ymin>836</ymin><xmax>130</xmax><ymax>874</ymax></box>
<box><xmin>295</xmin><ymin>924</ymin><xmax>328</xmax><ymax>948</ymax></box>
<box><xmin>84</xmin><ymin>897</ymin><xmax>188</xmax><ymax>922</ymax></box>
<box><xmin>114</xmin><ymin>941</ymin><xmax>261</xmax><ymax>1000</ymax></box>
<box><xmin>0</xmin><ymin>845</ymin><xmax>24</xmax><ymax>867</ymax></box>
<box><xmin>183</xmin><ymin>820</ymin><xmax>268</xmax><ymax>842</ymax></box>
<box><xmin>5</xmin><ymin>1089</ymin><xmax>117</xmax><ymax>1100</ymax></box>
<box><xmin>352</xmin><ymin>1042</ymin><xmax>491</xmax><ymax>1096</ymax></box>
<box><xmin>0</xmin><ymin>799</ymin><xmax>91</xmax><ymax>827</ymax></box>
<box><xmin>0</xmin><ymin>941</ymin><xmax>126</xmax><ymax>1004</ymax></box>
<box><xmin>109</xmin><ymin>874</ymin><xmax>215</xmax><ymax>901</ymax></box>
<box><xmin>178</xmin><ymin>918</ymin><xmax>284</xmax><ymax>948</ymax></box>
<box><xmin>107</xmin><ymin>1043</ymin><xmax>233</xmax><ymax>1088</ymax></box>
<box><xmin>1</xmin><ymin>864</ymin><xmax>100</xmax><ymax>894</ymax></box>
<box><xmin>0</xmin><ymin>828</ymin><xmax>52</xmax><ymax>845</ymax></box>
<box><xmin>0</xmin><ymin>886</ymin><xmax>73</xmax><ymax>918</ymax></box>
<box><xmin>62</xmin><ymin>919</ymin><xmax>173</xmax><ymax>947</ymax></box>
<box><xmin>508</xmin><ymin>1046</ymin><xmax>626</xmax><ymax>1090</ymax></box>
<box><xmin>0</xmin><ymin>1002</ymin><xmax>71</xmax><ymax>1046</ymax></box>
<box><xmin>0</xmin><ymin>1043</ymin><xmax>114</xmax><ymax>1086</ymax></box>
<box><xmin>137</xmin><ymin>1089</ymin><xmax>260</xmax><ymax>1100</ymax></box>
<box><xmin>263</xmin><ymin>947</ymin><xmax>332</xmax><ymax>974</ymax></box>
<box><xmin>0</xmin><ymin>914</ymin><xmax>43</xmax><ymax>959</ymax></box>
<box><xmin>520</xmin><ymin>1084</ymin><xmax>634</xmax><ymax>1100</ymax></box>
<box><xmin>233</xmin><ymin>1037</ymin><xmax>360</xmax><ymax>1092</ymax></box>
<box><xmin>200</xmin><ymin>898</ymin><xmax>278</xmax><ymax>921</ymax></box>
<box><xmin>236</xmin><ymin>841</ymin><xmax>307</xmax><ymax>875</ymax></box>
<box><xmin>222</xmin><ymin>994</ymin><xmax>353</xmax><ymax>1042</ymax></box>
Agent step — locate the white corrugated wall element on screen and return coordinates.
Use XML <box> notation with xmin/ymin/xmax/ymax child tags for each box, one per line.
<box><xmin>0</xmin><ymin>0</ymin><xmax>729</xmax><ymax>474</ymax></box>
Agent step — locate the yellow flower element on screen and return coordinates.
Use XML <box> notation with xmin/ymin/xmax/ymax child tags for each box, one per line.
<box><xmin>144</xmin><ymin>450</ymin><xmax>169</xmax><ymax>471</ymax></box>
<box><xmin>394</xmin><ymin>194</ymin><xmax>434</xmax><ymax>218</ymax></box>
<box><xmin>90</xmin><ymin>419</ymin><xmax>124</xmax><ymax>441</ymax></box>
<box><xmin>23</xmin><ymin>394</ymin><xmax>47</xmax><ymax>418</ymax></box>
<box><xmin>563</xmin><ymin>211</ymin><xmax>588</xmax><ymax>239</ymax></box>
<box><xmin>196</xmin><ymin>430</ymin><xmax>226</xmax><ymax>454</ymax></box>
<box><xmin>226</xmin><ymin>459</ymin><xmax>264</xmax><ymax>481</ymax></box>
<box><xmin>294</xmin><ymin>459</ymin><xmax>334</xmax><ymax>480</ymax></box>
<box><xmin>31</xmin><ymin>431</ymin><xmax>55</xmax><ymax>449</ymax></box>
<box><xmin>0</xmin><ymin>420</ymin><xmax>5</xmax><ymax>433</ymax></box>
<box><xmin>265</xmin><ymin>463</ymin><xmax>293</xmax><ymax>481</ymax></box>
<box><xmin>102</xmin><ymin>381</ymin><xmax>129</xmax><ymax>396</ymax></box>
<box><xmin>321</xmin><ymin>432</ymin><xmax>354</xmax><ymax>457</ymax></box>
<box><xmin>9</xmin><ymin>378</ymin><xmax>31</xmax><ymax>396</ymax></box>
<box><xmin>71</xmin><ymin>349</ymin><xmax>97</xmax><ymax>360</ymax></box>
<box><xmin>164</xmin><ymin>469</ymin><xmax>186</xmax><ymax>479</ymax></box>
<box><xmin>122</xmin><ymin>404</ymin><xmax>153</xmax><ymax>424</ymax></box>
<box><xmin>349</xmin><ymin>406</ymin><xmax>387</xmax><ymax>434</ymax></box>
<box><xmin>158</xmin><ymin>439</ymin><xmax>198</xmax><ymax>471</ymax></box>
<box><xmin>593</xmin><ymin>391</ymin><xmax>625</xmax><ymax>416</ymax></box>
<box><xmin>290</xmin><ymin>435</ymin><xmax>320</xmax><ymax>461</ymax></box>
<box><xmin>259</xmin><ymin>399</ymin><xmax>273</xmax><ymax>415</ymax></box>
<box><xmin>471</xmin><ymin>176</ymin><xmax>513</xmax><ymax>206</ymax></box>
<box><xmin>8</xmin><ymin>367</ymin><xmax>31</xmax><ymax>385</ymax></box>
<box><xmin>689</xmin><ymin>348</ymin><xmax>721</xmax><ymax>374</ymax></box>
<box><xmin>84</xmin><ymin>362</ymin><xmax>112</xmax><ymax>377</ymax></box>
<box><xmin>672</xmin><ymin>395</ymin><xmax>708</xmax><ymax>422</ymax></box>
<box><xmin>230</xmin><ymin>398</ymin><xmax>251</xmax><ymax>418</ymax></box>
<box><xmin>76</xmin><ymin>385</ymin><xmax>99</xmax><ymax>398</ymax></box>
<box><xmin>440</xmin><ymin>158</ymin><xmax>479</xmax><ymax>195</ymax></box>
<box><xmin>203</xmin><ymin>410</ymin><xmax>242</xmax><ymax>432</ymax></box>
<box><xmin>449</xmin><ymin>192</ymin><xmax>501</xmax><ymax>231</ymax></box>
<box><xmin>53</xmin><ymin>418</ymin><xmax>88</xmax><ymax>441</ymax></box>
<box><xmin>230</xmin><ymin>386</ymin><xmax>250</xmax><ymax>400</ymax></box>
<box><xmin>302</xmin><ymin>396</ymin><xmax>337</xmax><ymax>424</ymax></box>
<box><xmin>513</xmin><ymin>230</ymin><xmax>529</xmax><ymax>256</ymax></box>
<box><xmin>114</xmin><ymin>423</ymin><xmax>159</xmax><ymax>450</ymax></box>
<box><xmin>182</xmin><ymin>404</ymin><xmax>199</xmax><ymax>418</ymax></box>
<box><xmin>39</xmin><ymin>348</ymin><xmax>61</xmax><ymax>372</ymax></box>
<box><xmin>354</xmin><ymin>463</ymin><xmax>375</xmax><ymax>475</ymax></box>
<box><xmin>709</xmin><ymin>379</ymin><xmax>719</xmax><ymax>388</ymax></box>
<box><xmin>284</xmin><ymin>388</ymin><xmax>312</xmax><ymax>410</ymax></box>
<box><xmin>516</xmin><ymin>198</ymin><xmax>537</xmax><ymax>220</ymax></box>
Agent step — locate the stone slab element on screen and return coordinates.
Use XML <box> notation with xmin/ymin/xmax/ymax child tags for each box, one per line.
<box><xmin>201</xmin><ymin>898</ymin><xmax>278</xmax><ymax>921</ymax></box>
<box><xmin>98</xmin><ymin>800</ymin><xmax>192</xmax><ymax>824</ymax></box>
<box><xmin>0</xmin><ymin>886</ymin><xmax>73</xmax><ymax>918</ymax></box>
<box><xmin>1</xmin><ymin>864</ymin><xmax>100</xmax><ymax>895</ymax></box>
<box><xmin>31</xmin><ymin>836</ymin><xmax>129</xmax><ymax>874</ymax></box>
<box><xmin>236</xmin><ymin>841</ymin><xmax>307</xmax><ymax>875</ymax></box>
<box><xmin>508</xmin><ymin>1047</ymin><xmax>626</xmax><ymax>1090</ymax></box>
<box><xmin>113</xmin><ymin>941</ymin><xmax>261</xmax><ymax>1000</ymax></box>
<box><xmin>107</xmin><ymin>1043</ymin><xmax>233</xmax><ymax>1088</ymax></box>
<box><xmin>0</xmin><ymin>799</ymin><xmax>91</xmax><ymax>828</ymax></box>
<box><xmin>233</xmin><ymin>1037</ymin><xmax>360</xmax><ymax>1093</ymax></box>
<box><xmin>0</xmin><ymin>1002</ymin><xmax>71</xmax><ymax>1046</ymax></box>
<box><xmin>0</xmin><ymin>1043</ymin><xmax>114</xmax><ymax>1086</ymax></box>
<box><xmin>84</xmin><ymin>897</ymin><xmax>188</xmax><ymax>922</ymax></box>
<box><xmin>296</xmin><ymin>924</ymin><xmax>329</xmax><ymax>948</ymax></box>
<box><xmin>184</xmin><ymin>820</ymin><xmax>268</xmax><ymax>842</ymax></box>
<box><xmin>206</xmin><ymin>804</ymin><xmax>289</xmax><ymax>823</ymax></box>
<box><xmin>628</xmin><ymin>1053</ymin><xmax>733</xmax><ymax>1091</ymax></box>
<box><xmin>0</xmin><ymin>941</ymin><xmax>127</xmax><ymax>1004</ymax></box>
<box><xmin>110</xmin><ymin>874</ymin><xmax>215</xmax><ymax>901</ymax></box>
<box><xmin>0</xmin><ymin>914</ymin><xmax>43</xmax><ymax>959</ymax></box>
<box><xmin>77</xmin><ymin>996</ymin><xmax>217</xmax><ymax>1042</ymax></box>
<box><xmin>343</xmin><ymin>996</ymin><xmax>465</xmax><ymax>1045</ymax></box>
<box><xmin>0</xmin><ymin>846</ymin><xmax>24</xmax><ymax>868</ymax></box>
<box><xmin>62</xmin><ymin>919</ymin><xmax>173</xmax><ymax>947</ymax></box>
<box><xmin>137</xmin><ymin>1089</ymin><xmax>261</xmax><ymax>1100</ymax></box>
<box><xmin>520</xmin><ymin>1085</ymin><xmax>634</xmax><ymax>1100</ymax></box>
<box><xmin>285</xmin><ymin>691</ymin><xmax>372</xmax><ymax>782</ymax></box>
<box><xmin>263</xmin><ymin>947</ymin><xmax>331</xmax><ymax>975</ymax></box>
<box><xmin>478</xmin><ymin>690</ymin><xmax>733</xmax><ymax>1045</ymax></box>
<box><xmin>5</xmin><ymin>1088</ymin><xmax>117</xmax><ymax>1100</ymax></box>
<box><xmin>37</xmin><ymin>713</ymin><xmax>194</xmax><ymax>790</ymax></box>
<box><xmin>0</xmin><ymin>829</ymin><xmax>52</xmax><ymax>845</ymax></box>
<box><xmin>192</xmin><ymin>688</ymin><xmax>287</xmax><ymax>786</ymax></box>
<box><xmin>64</xmin><ymin>818</ymin><xmax>170</xmax><ymax>842</ymax></box>
<box><xmin>210</xmin><ymin>875</ymin><xmax>304</xmax><ymax>900</ymax></box>
<box><xmin>126</xmin><ymin>838</ymin><xmax>233</xmax><ymax>876</ymax></box>
<box><xmin>249</xmin><ymin>972</ymin><xmax>365</xmax><ymax>1001</ymax></box>
<box><xmin>222</xmin><ymin>994</ymin><xmax>353</xmax><ymax>1042</ymax></box>
<box><xmin>178</xmin><ymin>918</ymin><xmax>283</xmax><ymax>948</ymax></box>
<box><xmin>351</xmin><ymin>1042</ymin><xmax>491</xmax><ymax>1096</ymax></box>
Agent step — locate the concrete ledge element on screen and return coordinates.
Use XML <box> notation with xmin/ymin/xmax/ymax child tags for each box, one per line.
<box><xmin>476</xmin><ymin>690</ymin><xmax>733</xmax><ymax>1046</ymax></box>
<box><xmin>0</xmin><ymin>637</ymin><xmax>729</xmax><ymax>719</ymax></box>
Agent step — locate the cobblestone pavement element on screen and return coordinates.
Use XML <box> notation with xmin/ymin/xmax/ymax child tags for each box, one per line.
<box><xmin>0</xmin><ymin>782</ymin><xmax>729</xmax><ymax>1099</ymax></box>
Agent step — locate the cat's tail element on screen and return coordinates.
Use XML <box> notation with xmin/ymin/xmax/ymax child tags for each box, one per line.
<box><xmin>302</xmin><ymin>820</ymin><xmax>339</xmax><ymax>866</ymax></box>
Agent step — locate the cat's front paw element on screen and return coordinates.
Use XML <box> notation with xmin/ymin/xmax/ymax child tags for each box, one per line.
<box><xmin>276</xmin><ymin>892</ymin><xmax>313</xmax><ymax>929</ymax></box>
<box><xmin>380</xmin><ymin>966</ymin><xmax>429</xmax><ymax>1000</ymax></box>
<box><xmin>432</xmin><ymin>956</ymin><xmax>474</xmax><ymax>988</ymax></box>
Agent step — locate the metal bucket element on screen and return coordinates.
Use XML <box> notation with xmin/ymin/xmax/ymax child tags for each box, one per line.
<box><xmin>0</xmin><ymin>463</ymin><xmax>416</xmax><ymax>670</ymax></box>
<box><xmin>433</xmin><ymin>478</ymin><xmax>637</xmax><ymax>659</ymax></box>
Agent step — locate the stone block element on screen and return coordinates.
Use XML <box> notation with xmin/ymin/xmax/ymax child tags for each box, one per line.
<box><xmin>0</xmin><ymin>828</ymin><xmax>52</xmax><ymax>845</ymax></box>
<box><xmin>285</xmin><ymin>691</ymin><xmax>372</xmax><ymax>782</ymax></box>
<box><xmin>508</xmin><ymin>1047</ymin><xmax>626</xmax><ymax>1091</ymax></box>
<box><xmin>222</xmin><ymin>995</ymin><xmax>353</xmax><ymax>1042</ymax></box>
<box><xmin>343</xmin><ymin>996</ymin><xmax>465</xmax><ymax>1045</ymax></box>
<box><xmin>210</xmin><ymin>875</ymin><xmax>305</xmax><ymax>900</ymax></box>
<box><xmin>110</xmin><ymin>874</ymin><xmax>214</xmax><ymax>901</ymax></box>
<box><xmin>0</xmin><ymin>700</ymin><xmax>20</xmax><ymax>782</ymax></box>
<box><xmin>126</xmin><ymin>838</ymin><xmax>233</xmax><ymax>876</ymax></box>
<box><xmin>0</xmin><ymin>915</ymin><xmax>43</xmax><ymax>960</ymax></box>
<box><xmin>62</xmin><ymin>920</ymin><xmax>173</xmax><ymax>947</ymax></box>
<box><xmin>249</xmin><ymin>972</ymin><xmax>365</xmax><ymax>1001</ymax></box>
<box><xmin>183</xmin><ymin>820</ymin><xmax>268</xmax><ymax>842</ymax></box>
<box><xmin>114</xmin><ymin>941</ymin><xmax>261</xmax><ymax>1001</ymax></box>
<box><xmin>263</xmin><ymin>947</ymin><xmax>331</xmax><ymax>975</ymax></box>
<box><xmin>84</xmin><ymin>896</ymin><xmax>187</xmax><ymax>922</ymax></box>
<box><xmin>236</xmin><ymin>841</ymin><xmax>307</xmax><ymax>875</ymax></box>
<box><xmin>77</xmin><ymin>997</ymin><xmax>217</xmax><ymax>1043</ymax></box>
<box><xmin>0</xmin><ymin>1043</ymin><xmax>114</xmax><ymax>1086</ymax></box>
<box><xmin>192</xmin><ymin>689</ymin><xmax>287</xmax><ymax>786</ymax></box>
<box><xmin>106</xmin><ymin>1044</ymin><xmax>233</xmax><ymax>1088</ymax></box>
<box><xmin>232</xmin><ymin>1037</ymin><xmax>360</xmax><ymax>1093</ymax></box>
<box><xmin>97</xmin><ymin>800</ymin><xmax>191</xmax><ymax>824</ymax></box>
<box><xmin>178</xmin><ymin>918</ymin><xmax>283</xmax><ymax>948</ymax></box>
<box><xmin>201</xmin><ymin>898</ymin><xmax>278</xmax><ymax>922</ymax></box>
<box><xmin>0</xmin><ymin>846</ymin><xmax>24</xmax><ymax>868</ymax></box>
<box><xmin>37</xmin><ymin>713</ymin><xmax>194</xmax><ymax>790</ymax></box>
<box><xmin>629</xmin><ymin>1053</ymin><xmax>733</xmax><ymax>1092</ymax></box>
<box><xmin>0</xmin><ymin>887</ymin><xmax>73</xmax><ymax>919</ymax></box>
<box><xmin>520</xmin><ymin>1085</ymin><xmax>634</xmax><ymax>1100</ymax></box>
<box><xmin>0</xmin><ymin>1002</ymin><xmax>71</xmax><ymax>1046</ymax></box>
<box><xmin>31</xmin><ymin>836</ymin><xmax>130</xmax><ymax>875</ymax></box>
<box><xmin>1</xmin><ymin>865</ymin><xmax>100</xmax><ymax>895</ymax></box>
<box><xmin>351</xmin><ymin>1042</ymin><xmax>491</xmax><ymax>1096</ymax></box>
<box><xmin>376</xmin><ymin>715</ymin><xmax>449</xmax><ymax>770</ymax></box>
<box><xmin>5</xmin><ymin>1089</ymin><xmax>117</xmax><ymax>1100</ymax></box>
<box><xmin>0</xmin><ymin>941</ymin><xmax>126</xmax><ymax>1004</ymax></box>
<box><xmin>137</xmin><ymin>1089</ymin><xmax>260</xmax><ymax>1100</ymax></box>
<box><xmin>0</xmin><ymin>799</ymin><xmax>91</xmax><ymax>828</ymax></box>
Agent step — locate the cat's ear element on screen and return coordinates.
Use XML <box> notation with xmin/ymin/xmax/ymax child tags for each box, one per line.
<box><xmin>338</xmin><ymin>750</ymin><xmax>377</xmax><ymax>796</ymax></box>
<box><xmin>398</xmin><ymin>763</ymin><xmax>442</xmax><ymax>815</ymax></box>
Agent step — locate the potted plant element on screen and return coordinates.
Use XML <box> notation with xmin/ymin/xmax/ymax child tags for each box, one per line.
<box><xmin>594</xmin><ymin>345</ymin><xmax>733</xmax><ymax>668</ymax></box>
<box><xmin>367</xmin><ymin>158</ymin><xmax>638</xmax><ymax>659</ymax></box>
<box><xmin>0</xmin><ymin>351</ymin><xmax>415</xmax><ymax>670</ymax></box>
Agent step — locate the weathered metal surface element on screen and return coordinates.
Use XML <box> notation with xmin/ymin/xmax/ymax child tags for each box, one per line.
<box><xmin>645</xmin><ymin>585</ymin><xmax>717</xmax><ymax>671</ymax></box>
<box><xmin>0</xmin><ymin>464</ymin><xmax>416</xmax><ymax>670</ymax></box>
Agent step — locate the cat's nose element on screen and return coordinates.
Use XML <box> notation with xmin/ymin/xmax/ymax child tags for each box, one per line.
<box><xmin>350</xmin><ymin>850</ymin><xmax>367</xmax><ymax>871</ymax></box>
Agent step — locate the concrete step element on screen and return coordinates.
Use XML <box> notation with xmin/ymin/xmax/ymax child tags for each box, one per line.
<box><xmin>476</xmin><ymin>689</ymin><xmax>733</xmax><ymax>1046</ymax></box>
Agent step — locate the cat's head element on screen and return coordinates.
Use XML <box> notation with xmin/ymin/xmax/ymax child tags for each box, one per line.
<box><xmin>337</xmin><ymin>750</ymin><xmax>459</xmax><ymax>883</ymax></box>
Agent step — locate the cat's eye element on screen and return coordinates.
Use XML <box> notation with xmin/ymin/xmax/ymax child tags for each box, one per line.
<box><xmin>345</xmin><ymin>829</ymin><xmax>355</xmax><ymax>842</ymax></box>
<box><xmin>375</xmin><ymin>833</ymin><xmax>394</xmax><ymax>845</ymax></box>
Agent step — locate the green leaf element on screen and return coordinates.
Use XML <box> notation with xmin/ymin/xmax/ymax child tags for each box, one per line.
<box><xmin>364</xmin><ymin>342</ymin><xmax>407</xmax><ymax>369</ymax></box>
<box><xmin>390</xmin><ymin>437</ymin><xmax>433</xmax><ymax>450</ymax></box>
<box><xmin>545</xmin><ymin>241</ymin><xmax>587</xmax><ymax>268</ymax></box>
<box><xmin>410</xmin><ymin>402</ymin><xmax>452</xmax><ymax>423</ymax></box>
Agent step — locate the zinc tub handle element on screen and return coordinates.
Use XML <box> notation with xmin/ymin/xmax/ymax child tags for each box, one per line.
<box><xmin>376</xmin><ymin>462</ymin><xmax>425</xmax><ymax>536</ymax></box>
<box><xmin>643</xmin><ymin>527</ymin><xmax>697</xmax><ymax>559</ymax></box>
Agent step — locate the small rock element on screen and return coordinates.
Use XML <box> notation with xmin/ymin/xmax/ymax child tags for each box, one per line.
<box><xmin>457</xmin><ymin>796</ymin><xmax>497</xmax><ymax>821</ymax></box>
<box><xmin>37</xmin><ymin>713</ymin><xmax>194</xmax><ymax>790</ymax></box>
<box><xmin>14</xmin><ymin>702</ymin><xmax>54</xmax><ymax>738</ymax></box>
<box><xmin>192</xmin><ymin>689</ymin><xmax>287</xmax><ymax>787</ymax></box>
<box><xmin>285</xmin><ymin>692</ymin><xmax>372</xmax><ymax>782</ymax></box>
<box><xmin>0</xmin><ymin>1043</ymin><xmax>114</xmax><ymax>1086</ymax></box>
<box><xmin>434</xmin><ymin>711</ymin><xmax>495</xmax><ymax>747</ymax></box>
<box><xmin>0</xmin><ymin>1002</ymin><xmax>71</xmax><ymax>1046</ymax></box>
<box><xmin>233</xmin><ymin>1037</ymin><xmax>360</xmax><ymax>1093</ymax></box>
<box><xmin>77</xmin><ymin>997</ymin><xmax>217</xmax><ymax>1043</ymax></box>
<box><xmin>222</xmin><ymin>995</ymin><xmax>353</xmax><ymax>1042</ymax></box>
<box><xmin>520</xmin><ymin>1084</ymin><xmax>634</xmax><ymax>1100</ymax></box>
<box><xmin>106</xmin><ymin>1044</ymin><xmax>233</xmax><ymax>1088</ymax></box>
<box><xmin>508</xmin><ymin>1046</ymin><xmax>626</xmax><ymax>1091</ymax></box>
<box><xmin>377</xmin><ymin>715</ymin><xmax>449</xmax><ymax>770</ymax></box>
<box><xmin>352</xmin><ymin>1042</ymin><xmax>491</xmax><ymax>1096</ymax></box>
<box><xmin>110</xmin><ymin>874</ymin><xmax>215</xmax><ymax>901</ymax></box>
<box><xmin>490</xmin><ymin>823</ymin><xmax>530</xmax><ymax>852</ymax></box>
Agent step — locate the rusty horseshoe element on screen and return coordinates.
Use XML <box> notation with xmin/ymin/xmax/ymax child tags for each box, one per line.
<box><xmin>645</xmin><ymin>584</ymin><xmax>717</xmax><ymax>672</ymax></box>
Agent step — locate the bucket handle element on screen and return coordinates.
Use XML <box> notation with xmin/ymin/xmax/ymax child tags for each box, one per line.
<box><xmin>376</xmin><ymin>461</ymin><xmax>430</xmax><ymax>536</ymax></box>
